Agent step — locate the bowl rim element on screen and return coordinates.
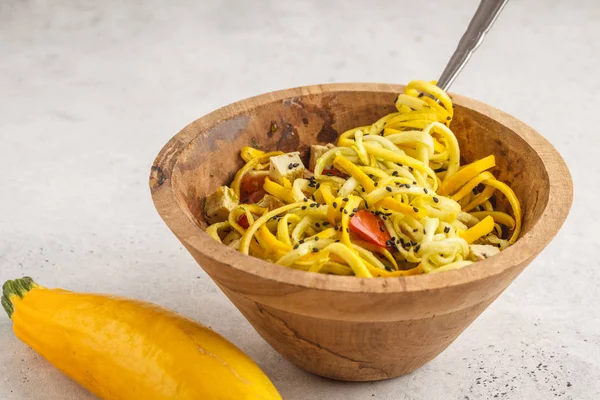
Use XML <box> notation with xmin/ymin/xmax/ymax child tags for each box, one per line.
<box><xmin>150</xmin><ymin>82</ymin><xmax>573</xmax><ymax>293</ymax></box>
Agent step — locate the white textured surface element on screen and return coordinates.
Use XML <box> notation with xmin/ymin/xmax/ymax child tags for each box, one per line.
<box><xmin>1</xmin><ymin>0</ymin><xmax>599</xmax><ymax>399</ymax></box>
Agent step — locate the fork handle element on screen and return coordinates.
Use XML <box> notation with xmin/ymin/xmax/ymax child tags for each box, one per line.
<box><xmin>437</xmin><ymin>0</ymin><xmax>509</xmax><ymax>92</ymax></box>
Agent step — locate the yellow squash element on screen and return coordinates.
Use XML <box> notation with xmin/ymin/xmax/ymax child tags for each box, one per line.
<box><xmin>1</xmin><ymin>277</ymin><xmax>281</xmax><ymax>400</ymax></box>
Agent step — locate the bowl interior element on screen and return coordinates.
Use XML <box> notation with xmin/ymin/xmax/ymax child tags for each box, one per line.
<box><xmin>170</xmin><ymin>88</ymin><xmax>549</xmax><ymax>242</ymax></box>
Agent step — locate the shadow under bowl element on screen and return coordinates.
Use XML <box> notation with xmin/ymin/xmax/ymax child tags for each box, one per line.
<box><xmin>150</xmin><ymin>83</ymin><xmax>572</xmax><ymax>381</ymax></box>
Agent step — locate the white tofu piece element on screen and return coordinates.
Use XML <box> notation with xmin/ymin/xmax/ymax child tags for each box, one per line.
<box><xmin>256</xmin><ymin>194</ymin><xmax>285</xmax><ymax>210</ymax></box>
<box><xmin>303</xmin><ymin>169</ymin><xmax>315</xmax><ymax>179</ymax></box>
<box><xmin>204</xmin><ymin>186</ymin><xmax>239</xmax><ymax>224</ymax></box>
<box><xmin>269</xmin><ymin>152</ymin><xmax>305</xmax><ymax>185</ymax></box>
<box><xmin>309</xmin><ymin>143</ymin><xmax>335</xmax><ymax>171</ymax></box>
<box><xmin>468</xmin><ymin>244</ymin><xmax>500</xmax><ymax>261</ymax></box>
<box><xmin>228</xmin><ymin>239</ymin><xmax>241</xmax><ymax>250</ymax></box>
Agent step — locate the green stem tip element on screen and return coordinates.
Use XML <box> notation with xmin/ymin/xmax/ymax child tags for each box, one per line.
<box><xmin>2</xmin><ymin>277</ymin><xmax>36</xmax><ymax>319</ymax></box>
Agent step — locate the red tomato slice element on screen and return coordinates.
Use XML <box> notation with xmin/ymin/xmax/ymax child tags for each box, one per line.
<box><xmin>238</xmin><ymin>214</ymin><xmax>250</xmax><ymax>228</ymax></box>
<box><xmin>242</xmin><ymin>189</ymin><xmax>265</xmax><ymax>204</ymax></box>
<box><xmin>349</xmin><ymin>210</ymin><xmax>391</xmax><ymax>247</ymax></box>
<box><xmin>240</xmin><ymin>173</ymin><xmax>267</xmax><ymax>204</ymax></box>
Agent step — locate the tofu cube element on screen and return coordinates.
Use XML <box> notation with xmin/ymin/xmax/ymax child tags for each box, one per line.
<box><xmin>302</xmin><ymin>169</ymin><xmax>315</xmax><ymax>179</ymax></box>
<box><xmin>269</xmin><ymin>152</ymin><xmax>304</xmax><ymax>185</ymax></box>
<box><xmin>309</xmin><ymin>143</ymin><xmax>335</xmax><ymax>171</ymax></box>
<box><xmin>204</xmin><ymin>186</ymin><xmax>239</xmax><ymax>224</ymax></box>
<box><xmin>256</xmin><ymin>194</ymin><xmax>285</xmax><ymax>210</ymax></box>
<box><xmin>468</xmin><ymin>244</ymin><xmax>500</xmax><ymax>261</ymax></box>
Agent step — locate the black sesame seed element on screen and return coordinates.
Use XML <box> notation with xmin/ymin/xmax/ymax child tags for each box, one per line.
<box><xmin>413</xmin><ymin>228</ymin><xmax>418</xmax><ymax>232</ymax></box>
<box><xmin>423</xmin><ymin>188</ymin><xmax>429</xmax><ymax>194</ymax></box>
<box><xmin>380</xmin><ymin>226</ymin><xmax>385</xmax><ymax>232</ymax></box>
<box><xmin>332</xmin><ymin>201</ymin><xmax>337</xmax><ymax>209</ymax></box>
<box><xmin>418</xmin><ymin>93</ymin><xmax>424</xmax><ymax>98</ymax></box>
<box><xmin>288</xmin><ymin>163</ymin><xmax>293</xmax><ymax>169</ymax></box>
<box><xmin>413</xmin><ymin>181</ymin><xmax>417</xmax><ymax>185</ymax></box>
<box><xmin>302</xmin><ymin>206</ymin><xmax>307</xmax><ymax>210</ymax></box>
<box><xmin>386</xmin><ymin>186</ymin><xmax>392</xmax><ymax>192</ymax></box>
<box><xmin>323</xmin><ymin>221</ymin><xmax>330</xmax><ymax>226</ymax></box>
<box><xmin>343</xmin><ymin>197</ymin><xmax>349</xmax><ymax>202</ymax></box>
<box><xmin>415</xmin><ymin>244</ymin><xmax>421</xmax><ymax>252</ymax></box>
<box><xmin>374</xmin><ymin>182</ymin><xmax>378</xmax><ymax>187</ymax></box>
<box><xmin>293</xmin><ymin>244</ymin><xmax>299</xmax><ymax>250</ymax></box>
<box><xmin>409</xmin><ymin>167</ymin><xmax>414</xmax><ymax>172</ymax></box>
<box><xmin>316</xmin><ymin>183</ymin><xmax>321</xmax><ymax>189</ymax></box>
<box><xmin>299</xmin><ymin>239</ymin><xmax>305</xmax><ymax>244</ymax></box>
<box><xmin>405</xmin><ymin>184</ymin><xmax>411</xmax><ymax>189</ymax></box>
<box><xmin>350</xmin><ymin>213</ymin><xmax>355</xmax><ymax>217</ymax></box>
<box><xmin>423</xmin><ymin>229</ymin><xmax>427</xmax><ymax>234</ymax></box>
<box><xmin>303</xmin><ymin>197</ymin><xmax>308</xmax><ymax>202</ymax></box>
<box><xmin>315</xmin><ymin>223</ymin><xmax>320</xmax><ymax>228</ymax></box>
<box><xmin>293</xmin><ymin>163</ymin><xmax>299</xmax><ymax>168</ymax></box>
<box><xmin>447</xmin><ymin>116</ymin><xmax>451</xmax><ymax>121</ymax></box>
<box><xmin>343</xmin><ymin>209</ymin><xmax>348</xmax><ymax>214</ymax></box>
<box><xmin>411</xmin><ymin>241</ymin><xmax>417</xmax><ymax>246</ymax></box>
<box><xmin>313</xmin><ymin>247</ymin><xmax>319</xmax><ymax>252</ymax></box>
<box><xmin>310</xmin><ymin>203</ymin><xmax>317</xmax><ymax>208</ymax></box>
<box><xmin>346</xmin><ymin>228</ymin><xmax>350</xmax><ymax>233</ymax></box>
<box><xmin>433</xmin><ymin>197</ymin><xmax>439</xmax><ymax>203</ymax></box>
<box><xmin>353</xmin><ymin>208</ymin><xmax>358</xmax><ymax>212</ymax></box>
<box><xmin>392</xmin><ymin>171</ymin><xmax>399</xmax><ymax>177</ymax></box>
<box><xmin>413</xmin><ymin>207</ymin><xmax>419</xmax><ymax>213</ymax></box>
<box><xmin>361</xmin><ymin>187</ymin><xmax>366</xmax><ymax>193</ymax></box>
<box><xmin>444</xmin><ymin>226</ymin><xmax>450</xmax><ymax>233</ymax></box>
<box><xmin>385</xmin><ymin>265</ymin><xmax>393</xmax><ymax>272</ymax></box>
<box><xmin>326</xmin><ymin>172</ymin><xmax>333</xmax><ymax>176</ymax></box>
<box><xmin>314</xmin><ymin>236</ymin><xmax>319</xmax><ymax>241</ymax></box>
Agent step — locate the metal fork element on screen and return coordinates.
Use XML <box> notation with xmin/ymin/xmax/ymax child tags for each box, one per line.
<box><xmin>437</xmin><ymin>0</ymin><xmax>509</xmax><ymax>92</ymax></box>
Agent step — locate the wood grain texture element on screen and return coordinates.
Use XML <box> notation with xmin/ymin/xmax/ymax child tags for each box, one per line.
<box><xmin>149</xmin><ymin>83</ymin><xmax>573</xmax><ymax>381</ymax></box>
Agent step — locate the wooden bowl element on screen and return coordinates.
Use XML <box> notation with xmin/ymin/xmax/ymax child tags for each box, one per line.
<box><xmin>150</xmin><ymin>83</ymin><xmax>572</xmax><ymax>381</ymax></box>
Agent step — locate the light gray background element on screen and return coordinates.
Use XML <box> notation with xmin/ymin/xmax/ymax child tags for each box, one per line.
<box><xmin>1</xmin><ymin>0</ymin><xmax>598</xmax><ymax>399</ymax></box>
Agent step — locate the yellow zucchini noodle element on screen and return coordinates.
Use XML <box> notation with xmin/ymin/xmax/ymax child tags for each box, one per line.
<box><xmin>205</xmin><ymin>80</ymin><xmax>522</xmax><ymax>277</ymax></box>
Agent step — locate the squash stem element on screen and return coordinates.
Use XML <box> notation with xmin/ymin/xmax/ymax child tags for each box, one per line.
<box><xmin>2</xmin><ymin>277</ymin><xmax>37</xmax><ymax>319</ymax></box>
